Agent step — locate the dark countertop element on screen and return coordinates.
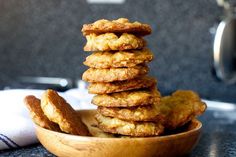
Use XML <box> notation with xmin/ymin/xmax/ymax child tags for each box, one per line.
<box><xmin>1</xmin><ymin>107</ymin><xmax>236</xmax><ymax>157</ymax></box>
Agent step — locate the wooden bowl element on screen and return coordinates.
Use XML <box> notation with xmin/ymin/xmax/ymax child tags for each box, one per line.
<box><xmin>36</xmin><ymin>110</ymin><xmax>202</xmax><ymax>157</ymax></box>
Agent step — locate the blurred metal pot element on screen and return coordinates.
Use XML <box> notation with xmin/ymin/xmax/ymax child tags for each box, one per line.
<box><xmin>213</xmin><ymin>0</ymin><xmax>236</xmax><ymax>84</ymax></box>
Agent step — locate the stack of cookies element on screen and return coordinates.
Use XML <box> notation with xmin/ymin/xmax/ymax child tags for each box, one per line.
<box><xmin>81</xmin><ymin>18</ymin><xmax>164</xmax><ymax>137</ymax></box>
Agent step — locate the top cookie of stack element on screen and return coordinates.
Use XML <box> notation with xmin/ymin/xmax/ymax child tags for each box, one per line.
<box><xmin>82</xmin><ymin>18</ymin><xmax>151</xmax><ymax>52</ymax></box>
<box><xmin>82</xmin><ymin>18</ymin><xmax>163</xmax><ymax>137</ymax></box>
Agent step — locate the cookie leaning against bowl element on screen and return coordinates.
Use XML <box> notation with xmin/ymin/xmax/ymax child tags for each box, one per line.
<box><xmin>92</xmin><ymin>88</ymin><xmax>160</xmax><ymax>107</ymax></box>
<box><xmin>83</xmin><ymin>48</ymin><xmax>153</xmax><ymax>68</ymax></box>
<box><xmin>24</xmin><ymin>95</ymin><xmax>60</xmax><ymax>131</ymax></box>
<box><xmin>82</xmin><ymin>18</ymin><xmax>152</xmax><ymax>36</ymax></box>
<box><xmin>82</xmin><ymin>64</ymin><xmax>148</xmax><ymax>83</ymax></box>
<box><xmin>41</xmin><ymin>89</ymin><xmax>90</xmax><ymax>136</ymax></box>
<box><xmin>160</xmin><ymin>90</ymin><xmax>207</xmax><ymax>130</ymax></box>
<box><xmin>88</xmin><ymin>76</ymin><xmax>157</xmax><ymax>94</ymax></box>
<box><xmin>95</xmin><ymin>113</ymin><xmax>164</xmax><ymax>137</ymax></box>
<box><xmin>84</xmin><ymin>33</ymin><xmax>146</xmax><ymax>51</ymax></box>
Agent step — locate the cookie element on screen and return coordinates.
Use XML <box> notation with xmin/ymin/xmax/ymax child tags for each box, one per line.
<box><xmin>97</xmin><ymin>102</ymin><xmax>163</xmax><ymax>122</ymax></box>
<box><xmin>96</xmin><ymin>89</ymin><xmax>162</xmax><ymax>121</ymax></box>
<box><xmin>160</xmin><ymin>90</ymin><xmax>207</xmax><ymax>129</ymax></box>
<box><xmin>88</xmin><ymin>76</ymin><xmax>157</xmax><ymax>94</ymax></box>
<box><xmin>95</xmin><ymin>113</ymin><xmax>164</xmax><ymax>137</ymax></box>
<box><xmin>92</xmin><ymin>88</ymin><xmax>160</xmax><ymax>107</ymax></box>
<box><xmin>82</xmin><ymin>64</ymin><xmax>148</xmax><ymax>83</ymax></box>
<box><xmin>82</xmin><ymin>18</ymin><xmax>152</xmax><ymax>36</ymax></box>
<box><xmin>83</xmin><ymin>48</ymin><xmax>153</xmax><ymax>68</ymax></box>
<box><xmin>41</xmin><ymin>89</ymin><xmax>90</xmax><ymax>136</ymax></box>
<box><xmin>24</xmin><ymin>95</ymin><xmax>60</xmax><ymax>131</ymax></box>
<box><xmin>84</xmin><ymin>33</ymin><xmax>146</xmax><ymax>51</ymax></box>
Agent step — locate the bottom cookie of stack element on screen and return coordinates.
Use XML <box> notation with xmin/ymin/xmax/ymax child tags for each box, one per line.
<box><xmin>95</xmin><ymin>113</ymin><xmax>164</xmax><ymax>137</ymax></box>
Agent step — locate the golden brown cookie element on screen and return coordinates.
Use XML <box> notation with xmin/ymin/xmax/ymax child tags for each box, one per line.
<box><xmin>84</xmin><ymin>33</ymin><xmax>146</xmax><ymax>51</ymax></box>
<box><xmin>97</xmin><ymin>102</ymin><xmax>164</xmax><ymax>122</ymax></box>
<box><xmin>82</xmin><ymin>64</ymin><xmax>148</xmax><ymax>83</ymax></box>
<box><xmin>24</xmin><ymin>95</ymin><xmax>60</xmax><ymax>131</ymax></box>
<box><xmin>83</xmin><ymin>48</ymin><xmax>153</xmax><ymax>68</ymax></box>
<box><xmin>95</xmin><ymin>113</ymin><xmax>164</xmax><ymax>137</ymax></box>
<box><xmin>82</xmin><ymin>18</ymin><xmax>152</xmax><ymax>36</ymax></box>
<box><xmin>92</xmin><ymin>88</ymin><xmax>160</xmax><ymax>107</ymax></box>
<box><xmin>41</xmin><ymin>89</ymin><xmax>90</xmax><ymax>136</ymax></box>
<box><xmin>160</xmin><ymin>90</ymin><xmax>207</xmax><ymax>129</ymax></box>
<box><xmin>88</xmin><ymin>76</ymin><xmax>157</xmax><ymax>94</ymax></box>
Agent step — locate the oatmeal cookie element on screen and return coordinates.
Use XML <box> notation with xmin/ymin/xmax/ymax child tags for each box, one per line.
<box><xmin>88</xmin><ymin>76</ymin><xmax>157</xmax><ymax>94</ymax></box>
<box><xmin>95</xmin><ymin>113</ymin><xmax>164</xmax><ymax>137</ymax></box>
<box><xmin>84</xmin><ymin>33</ymin><xmax>146</xmax><ymax>51</ymax></box>
<box><xmin>82</xmin><ymin>65</ymin><xmax>148</xmax><ymax>83</ymax></box>
<box><xmin>41</xmin><ymin>89</ymin><xmax>90</xmax><ymax>136</ymax></box>
<box><xmin>160</xmin><ymin>90</ymin><xmax>207</xmax><ymax>129</ymax></box>
<box><xmin>84</xmin><ymin>48</ymin><xmax>153</xmax><ymax>68</ymax></box>
<box><xmin>82</xmin><ymin>18</ymin><xmax>151</xmax><ymax>36</ymax></box>
<box><xmin>24</xmin><ymin>95</ymin><xmax>60</xmax><ymax>131</ymax></box>
<box><xmin>92</xmin><ymin>88</ymin><xmax>160</xmax><ymax>107</ymax></box>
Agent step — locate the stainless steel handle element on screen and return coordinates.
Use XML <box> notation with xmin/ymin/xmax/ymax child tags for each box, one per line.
<box><xmin>213</xmin><ymin>17</ymin><xmax>236</xmax><ymax>84</ymax></box>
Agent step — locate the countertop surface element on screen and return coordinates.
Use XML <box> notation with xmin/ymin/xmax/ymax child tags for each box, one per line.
<box><xmin>1</xmin><ymin>103</ymin><xmax>236</xmax><ymax>157</ymax></box>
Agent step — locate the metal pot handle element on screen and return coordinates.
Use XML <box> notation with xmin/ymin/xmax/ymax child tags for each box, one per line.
<box><xmin>213</xmin><ymin>17</ymin><xmax>236</xmax><ymax>84</ymax></box>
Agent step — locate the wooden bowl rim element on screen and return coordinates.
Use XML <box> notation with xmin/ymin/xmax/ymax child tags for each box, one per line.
<box><xmin>36</xmin><ymin>109</ymin><xmax>202</xmax><ymax>141</ymax></box>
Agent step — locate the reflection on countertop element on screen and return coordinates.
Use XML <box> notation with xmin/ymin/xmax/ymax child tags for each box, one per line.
<box><xmin>191</xmin><ymin>101</ymin><xmax>236</xmax><ymax>157</ymax></box>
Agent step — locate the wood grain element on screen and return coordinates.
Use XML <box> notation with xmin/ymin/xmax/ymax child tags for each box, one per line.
<box><xmin>36</xmin><ymin>110</ymin><xmax>202</xmax><ymax>157</ymax></box>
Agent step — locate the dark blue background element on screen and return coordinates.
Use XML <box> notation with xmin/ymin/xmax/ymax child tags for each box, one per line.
<box><xmin>0</xmin><ymin>0</ymin><xmax>235</xmax><ymax>102</ymax></box>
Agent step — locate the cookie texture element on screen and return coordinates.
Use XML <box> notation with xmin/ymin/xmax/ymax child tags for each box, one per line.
<box><xmin>92</xmin><ymin>88</ymin><xmax>160</xmax><ymax>107</ymax></box>
<box><xmin>96</xmin><ymin>89</ymin><xmax>161</xmax><ymax>121</ymax></box>
<box><xmin>97</xmin><ymin>102</ymin><xmax>163</xmax><ymax>122</ymax></box>
<box><xmin>24</xmin><ymin>95</ymin><xmax>60</xmax><ymax>131</ymax></box>
<box><xmin>82</xmin><ymin>18</ymin><xmax>152</xmax><ymax>36</ymax></box>
<box><xmin>83</xmin><ymin>48</ymin><xmax>153</xmax><ymax>68</ymax></box>
<box><xmin>82</xmin><ymin>65</ymin><xmax>148</xmax><ymax>83</ymax></box>
<box><xmin>95</xmin><ymin>113</ymin><xmax>164</xmax><ymax>137</ymax></box>
<box><xmin>88</xmin><ymin>76</ymin><xmax>157</xmax><ymax>94</ymax></box>
<box><xmin>160</xmin><ymin>90</ymin><xmax>207</xmax><ymax>129</ymax></box>
<box><xmin>41</xmin><ymin>89</ymin><xmax>90</xmax><ymax>136</ymax></box>
<box><xmin>84</xmin><ymin>33</ymin><xmax>146</xmax><ymax>51</ymax></box>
